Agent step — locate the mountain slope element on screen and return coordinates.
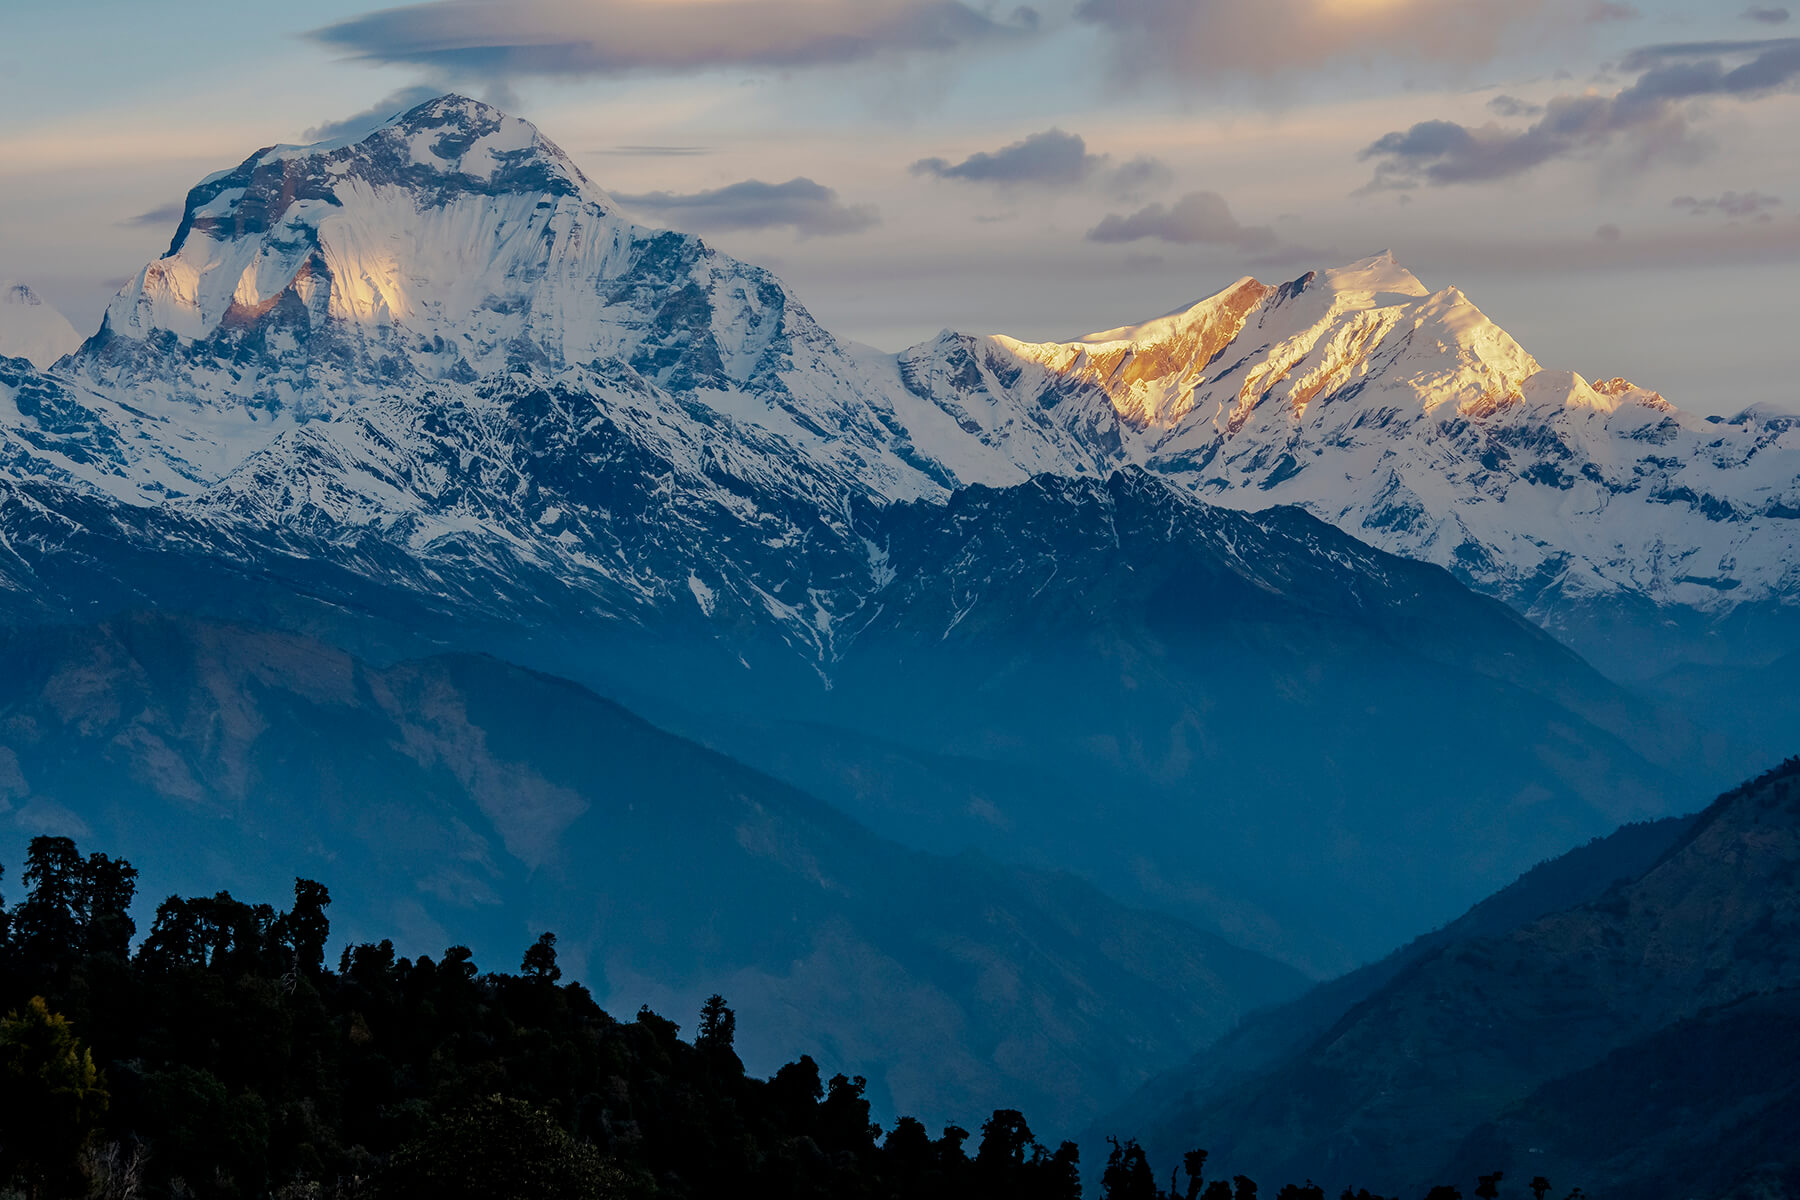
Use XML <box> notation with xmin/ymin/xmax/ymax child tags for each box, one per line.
<box><xmin>1450</xmin><ymin>987</ymin><xmax>1800</xmax><ymax>1200</ymax></box>
<box><xmin>0</xmin><ymin>611</ymin><xmax>1306</xmax><ymax>1134</ymax></box>
<box><xmin>0</xmin><ymin>442</ymin><xmax>1733</xmax><ymax>969</ymax></box>
<box><xmin>667</xmin><ymin>471</ymin><xmax>1723</xmax><ymax>970</ymax></box>
<box><xmin>0</xmin><ymin>284</ymin><xmax>81</xmax><ymax>369</ymax></box>
<box><xmin>1119</xmin><ymin>759</ymin><xmax>1800</xmax><ymax>1195</ymax></box>
<box><xmin>0</xmin><ymin>95</ymin><xmax>1758</xmax><ymax>971</ymax></box>
<box><xmin>1100</xmin><ymin>812</ymin><xmax>1696</xmax><ymax>1163</ymax></box>
<box><xmin>9</xmin><ymin>97</ymin><xmax>965</xmax><ymax>660</ymax></box>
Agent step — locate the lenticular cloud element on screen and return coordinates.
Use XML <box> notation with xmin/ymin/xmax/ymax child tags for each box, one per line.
<box><xmin>311</xmin><ymin>0</ymin><xmax>1036</xmax><ymax>78</ymax></box>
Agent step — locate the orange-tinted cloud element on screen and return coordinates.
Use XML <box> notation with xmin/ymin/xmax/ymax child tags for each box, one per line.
<box><xmin>1074</xmin><ymin>0</ymin><xmax>1547</xmax><ymax>75</ymax></box>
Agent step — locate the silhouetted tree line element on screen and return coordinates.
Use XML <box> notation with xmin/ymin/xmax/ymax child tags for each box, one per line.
<box><xmin>0</xmin><ymin>836</ymin><xmax>1570</xmax><ymax>1200</ymax></box>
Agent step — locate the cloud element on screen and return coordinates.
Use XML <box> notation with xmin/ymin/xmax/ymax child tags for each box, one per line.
<box><xmin>303</xmin><ymin>85</ymin><xmax>447</xmax><ymax>142</ymax></box>
<box><xmin>912</xmin><ymin>129</ymin><xmax>1103</xmax><ymax>187</ymax></box>
<box><xmin>119</xmin><ymin>202</ymin><xmax>186</xmax><ymax>229</ymax></box>
<box><xmin>913</xmin><ymin>131</ymin><xmax>1176</xmax><ymax>200</ymax></box>
<box><xmin>614</xmin><ymin>178</ymin><xmax>879</xmax><ymax>237</ymax></box>
<box><xmin>1107</xmin><ymin>155</ymin><xmax>1176</xmax><ymax>200</ymax></box>
<box><xmin>1085</xmin><ymin>191</ymin><xmax>1276</xmax><ymax>250</ymax></box>
<box><xmin>1487</xmin><ymin>94</ymin><xmax>1545</xmax><ymax>118</ymax></box>
<box><xmin>1073</xmin><ymin>0</ymin><xmax>1544</xmax><ymax>76</ymax></box>
<box><xmin>1396</xmin><ymin>215</ymin><xmax>1800</xmax><ymax>275</ymax></box>
<box><xmin>1587</xmin><ymin>1</ymin><xmax>1640</xmax><ymax>20</ymax></box>
<box><xmin>1744</xmin><ymin>7</ymin><xmax>1791</xmax><ymax>22</ymax></box>
<box><xmin>309</xmin><ymin>0</ymin><xmax>1037</xmax><ymax>79</ymax></box>
<box><xmin>1360</xmin><ymin>37</ymin><xmax>1800</xmax><ymax>188</ymax></box>
<box><xmin>1672</xmin><ymin>190</ymin><xmax>1782</xmax><ymax>218</ymax></box>
<box><xmin>597</xmin><ymin>146</ymin><xmax>715</xmax><ymax>157</ymax></box>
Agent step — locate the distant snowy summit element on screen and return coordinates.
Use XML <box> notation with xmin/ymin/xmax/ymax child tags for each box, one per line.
<box><xmin>3</xmin><ymin>94</ymin><xmax>1797</xmax><ymax>671</ymax></box>
<box><xmin>898</xmin><ymin>253</ymin><xmax>1800</xmax><ymax>643</ymax></box>
<box><xmin>0</xmin><ymin>282</ymin><xmax>81</xmax><ymax>369</ymax></box>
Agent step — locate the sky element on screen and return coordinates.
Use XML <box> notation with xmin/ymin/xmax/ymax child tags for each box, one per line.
<box><xmin>2</xmin><ymin>0</ymin><xmax>1796</xmax><ymax>413</ymax></box>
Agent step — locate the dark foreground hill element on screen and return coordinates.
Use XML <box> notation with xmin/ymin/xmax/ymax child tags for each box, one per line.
<box><xmin>1114</xmin><ymin>760</ymin><xmax>1800</xmax><ymax>1198</ymax></box>
<box><xmin>0</xmin><ymin>832</ymin><xmax>1455</xmax><ymax>1200</ymax></box>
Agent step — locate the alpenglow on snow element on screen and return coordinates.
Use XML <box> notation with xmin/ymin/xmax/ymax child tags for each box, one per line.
<box><xmin>1</xmin><ymin>94</ymin><xmax>1797</xmax><ymax>671</ymax></box>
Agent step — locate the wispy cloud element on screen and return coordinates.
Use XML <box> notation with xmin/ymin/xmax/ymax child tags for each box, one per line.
<box><xmin>1360</xmin><ymin>37</ymin><xmax>1800</xmax><ymax>188</ymax></box>
<box><xmin>1399</xmin><ymin>215</ymin><xmax>1800</xmax><ymax>274</ymax></box>
<box><xmin>614</xmin><ymin>177</ymin><xmax>879</xmax><ymax>237</ymax></box>
<box><xmin>303</xmin><ymin>85</ymin><xmax>447</xmax><ymax>143</ymax></box>
<box><xmin>1587</xmin><ymin>1</ymin><xmax>1640</xmax><ymax>21</ymax></box>
<box><xmin>1672</xmin><ymin>190</ymin><xmax>1782</xmax><ymax>219</ymax></box>
<box><xmin>1488</xmin><ymin>95</ymin><xmax>1544</xmax><ymax>118</ymax></box>
<box><xmin>1086</xmin><ymin>191</ymin><xmax>1276</xmax><ymax>250</ymax></box>
<box><xmin>310</xmin><ymin>0</ymin><xmax>1037</xmax><ymax>79</ymax></box>
<box><xmin>119</xmin><ymin>202</ymin><xmax>186</xmax><ymax>229</ymax></box>
<box><xmin>1107</xmin><ymin>155</ymin><xmax>1175</xmax><ymax>201</ymax></box>
<box><xmin>1743</xmin><ymin>6</ymin><xmax>1791</xmax><ymax>23</ymax></box>
<box><xmin>596</xmin><ymin>146</ymin><xmax>715</xmax><ymax>158</ymax></box>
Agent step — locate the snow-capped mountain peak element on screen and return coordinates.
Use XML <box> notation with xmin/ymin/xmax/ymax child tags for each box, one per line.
<box><xmin>1316</xmin><ymin>248</ymin><xmax>1429</xmax><ymax>299</ymax></box>
<box><xmin>0</xmin><ymin>282</ymin><xmax>82</xmax><ymax>369</ymax></box>
<box><xmin>892</xmin><ymin>251</ymin><xmax>1800</xmax><ymax>632</ymax></box>
<box><xmin>55</xmin><ymin>94</ymin><xmax>949</xmax><ymax>509</ymax></box>
<box><xmin>98</xmin><ymin>94</ymin><xmax>623</xmax><ymax>352</ymax></box>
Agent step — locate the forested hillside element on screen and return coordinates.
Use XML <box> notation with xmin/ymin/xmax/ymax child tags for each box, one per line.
<box><xmin>0</xmin><ymin>836</ymin><xmax>1520</xmax><ymax>1200</ymax></box>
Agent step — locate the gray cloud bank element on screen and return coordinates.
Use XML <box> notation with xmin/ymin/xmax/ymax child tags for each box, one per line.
<box><xmin>1361</xmin><ymin>37</ymin><xmax>1800</xmax><ymax>188</ymax></box>
<box><xmin>614</xmin><ymin>178</ymin><xmax>878</xmax><ymax>237</ymax></box>
<box><xmin>913</xmin><ymin>129</ymin><xmax>1174</xmax><ymax>199</ymax></box>
<box><xmin>1744</xmin><ymin>7</ymin><xmax>1791</xmax><ymax>23</ymax></box>
<box><xmin>1086</xmin><ymin>191</ymin><xmax>1276</xmax><ymax>250</ymax></box>
<box><xmin>310</xmin><ymin>0</ymin><xmax>1036</xmax><ymax>78</ymax></box>
<box><xmin>912</xmin><ymin>129</ymin><xmax>1101</xmax><ymax>186</ymax></box>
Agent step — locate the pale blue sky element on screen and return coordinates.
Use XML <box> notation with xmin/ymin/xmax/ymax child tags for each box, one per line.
<box><xmin>3</xmin><ymin>0</ymin><xmax>1794</xmax><ymax>412</ymax></box>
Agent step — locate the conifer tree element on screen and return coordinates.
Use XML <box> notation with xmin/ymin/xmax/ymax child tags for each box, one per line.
<box><xmin>0</xmin><ymin>997</ymin><xmax>109</xmax><ymax>1200</ymax></box>
<box><xmin>521</xmin><ymin>931</ymin><xmax>561</xmax><ymax>982</ymax></box>
<box><xmin>697</xmin><ymin>993</ymin><xmax>736</xmax><ymax>1054</ymax></box>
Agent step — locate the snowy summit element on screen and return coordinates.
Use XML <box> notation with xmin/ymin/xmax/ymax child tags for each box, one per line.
<box><xmin>0</xmin><ymin>282</ymin><xmax>82</xmax><ymax>369</ymax></box>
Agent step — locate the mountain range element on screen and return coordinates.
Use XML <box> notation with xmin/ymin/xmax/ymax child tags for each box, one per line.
<box><xmin>1</xmin><ymin>93</ymin><xmax>1796</xmax><ymax>1148</ymax></box>
<box><xmin>5</xmin><ymin>96</ymin><xmax>1797</xmax><ymax>682</ymax></box>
